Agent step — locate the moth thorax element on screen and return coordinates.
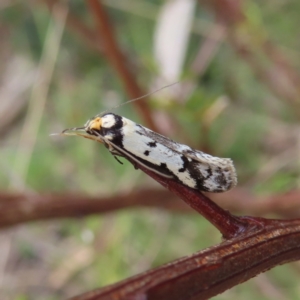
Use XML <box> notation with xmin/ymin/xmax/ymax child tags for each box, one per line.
<box><xmin>101</xmin><ymin>114</ymin><xmax>123</xmax><ymax>131</ymax></box>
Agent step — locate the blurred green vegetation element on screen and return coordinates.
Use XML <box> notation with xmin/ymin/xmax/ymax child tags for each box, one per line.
<box><xmin>0</xmin><ymin>1</ymin><xmax>300</xmax><ymax>299</ymax></box>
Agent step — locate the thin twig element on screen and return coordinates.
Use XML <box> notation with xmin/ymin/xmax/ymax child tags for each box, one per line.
<box><xmin>87</xmin><ymin>0</ymin><xmax>158</xmax><ymax>131</ymax></box>
<box><xmin>13</xmin><ymin>3</ymin><xmax>68</xmax><ymax>183</ymax></box>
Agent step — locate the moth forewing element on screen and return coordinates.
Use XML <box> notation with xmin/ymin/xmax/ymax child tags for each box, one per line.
<box><xmin>129</xmin><ymin>121</ymin><xmax>237</xmax><ymax>192</ymax></box>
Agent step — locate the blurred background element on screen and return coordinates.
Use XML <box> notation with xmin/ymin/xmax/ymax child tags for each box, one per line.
<box><xmin>1</xmin><ymin>0</ymin><xmax>300</xmax><ymax>299</ymax></box>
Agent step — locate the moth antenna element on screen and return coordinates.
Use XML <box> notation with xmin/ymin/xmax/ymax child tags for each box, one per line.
<box><xmin>101</xmin><ymin>81</ymin><xmax>179</xmax><ymax>115</ymax></box>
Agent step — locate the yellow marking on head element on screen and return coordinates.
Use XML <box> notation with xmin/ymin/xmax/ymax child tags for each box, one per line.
<box><xmin>88</xmin><ymin>117</ymin><xmax>102</xmax><ymax>131</ymax></box>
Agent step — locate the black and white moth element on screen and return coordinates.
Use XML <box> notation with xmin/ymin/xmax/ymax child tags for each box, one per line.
<box><xmin>62</xmin><ymin>113</ymin><xmax>237</xmax><ymax>192</ymax></box>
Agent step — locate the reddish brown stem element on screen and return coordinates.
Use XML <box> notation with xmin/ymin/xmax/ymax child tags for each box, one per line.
<box><xmin>146</xmin><ymin>173</ymin><xmax>250</xmax><ymax>238</ymax></box>
<box><xmin>0</xmin><ymin>190</ymin><xmax>176</xmax><ymax>228</ymax></box>
<box><xmin>70</xmin><ymin>218</ymin><xmax>300</xmax><ymax>300</ymax></box>
<box><xmin>130</xmin><ymin>159</ymin><xmax>258</xmax><ymax>239</ymax></box>
<box><xmin>87</xmin><ymin>0</ymin><xmax>157</xmax><ymax>131</ymax></box>
<box><xmin>2</xmin><ymin>188</ymin><xmax>300</xmax><ymax>229</ymax></box>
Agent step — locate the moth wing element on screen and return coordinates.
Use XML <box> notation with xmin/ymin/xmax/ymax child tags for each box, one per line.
<box><xmin>139</xmin><ymin>126</ymin><xmax>237</xmax><ymax>190</ymax></box>
<box><xmin>139</xmin><ymin>126</ymin><xmax>228</xmax><ymax>166</ymax></box>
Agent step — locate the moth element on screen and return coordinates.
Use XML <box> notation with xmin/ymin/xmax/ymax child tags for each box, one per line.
<box><xmin>61</xmin><ymin>113</ymin><xmax>237</xmax><ymax>192</ymax></box>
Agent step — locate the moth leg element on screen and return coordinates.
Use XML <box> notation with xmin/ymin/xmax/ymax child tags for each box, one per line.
<box><xmin>114</xmin><ymin>156</ymin><xmax>123</xmax><ymax>165</ymax></box>
<box><xmin>107</xmin><ymin>143</ymin><xmax>123</xmax><ymax>157</ymax></box>
<box><xmin>132</xmin><ymin>161</ymin><xmax>139</xmax><ymax>170</ymax></box>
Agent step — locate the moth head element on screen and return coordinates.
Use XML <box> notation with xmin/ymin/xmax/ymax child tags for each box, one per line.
<box><xmin>60</xmin><ymin>113</ymin><xmax>120</xmax><ymax>143</ymax></box>
<box><xmin>60</xmin><ymin>116</ymin><xmax>105</xmax><ymax>143</ymax></box>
